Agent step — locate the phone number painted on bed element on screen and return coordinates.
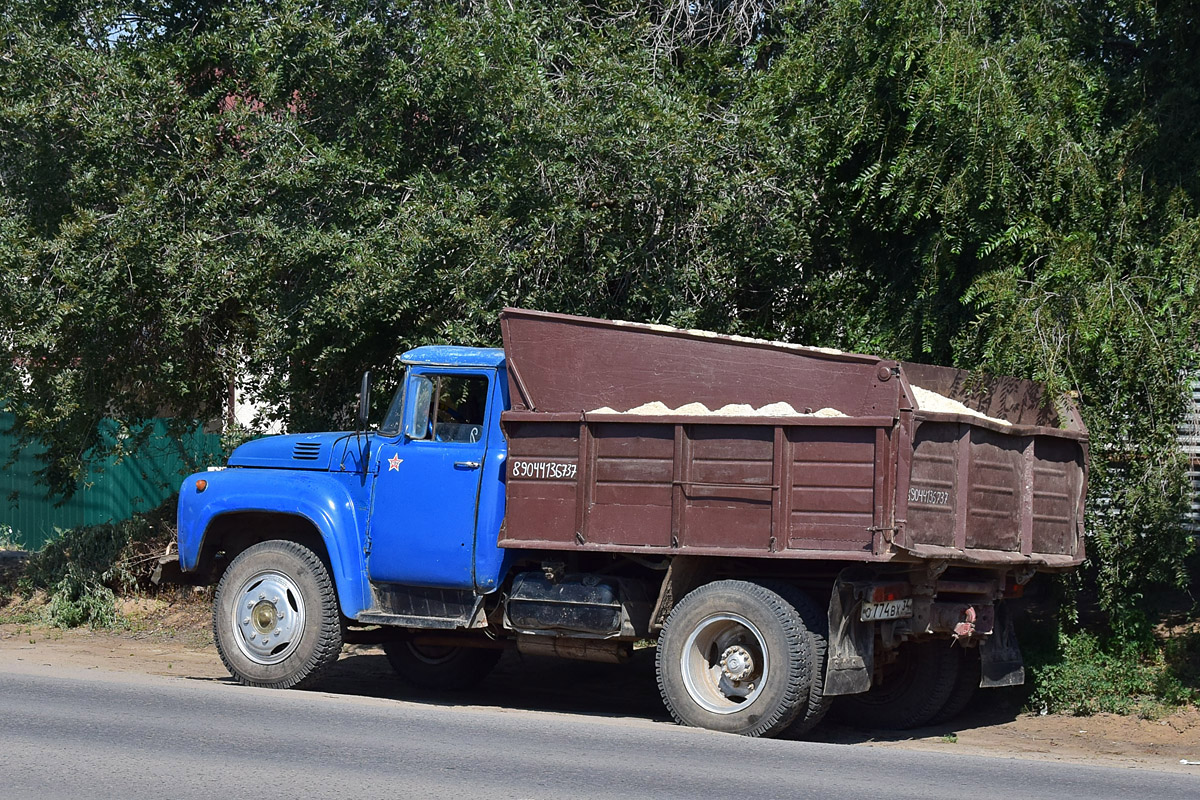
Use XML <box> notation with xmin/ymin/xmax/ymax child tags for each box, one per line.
<box><xmin>511</xmin><ymin>460</ymin><xmax>578</xmax><ymax>480</ymax></box>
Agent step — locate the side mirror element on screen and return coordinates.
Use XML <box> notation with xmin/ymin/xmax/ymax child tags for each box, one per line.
<box><xmin>356</xmin><ymin>371</ymin><xmax>371</xmax><ymax>431</ymax></box>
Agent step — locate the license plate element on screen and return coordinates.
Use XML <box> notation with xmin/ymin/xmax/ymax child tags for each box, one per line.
<box><xmin>860</xmin><ymin>597</ymin><xmax>913</xmax><ymax>622</ymax></box>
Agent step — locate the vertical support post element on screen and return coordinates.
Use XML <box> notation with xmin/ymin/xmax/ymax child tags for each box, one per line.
<box><xmin>1021</xmin><ymin>436</ymin><xmax>1035</xmax><ymax>556</ymax></box>
<box><xmin>873</xmin><ymin>426</ymin><xmax>891</xmax><ymax>555</ymax></box>
<box><xmin>893</xmin><ymin>410</ymin><xmax>915</xmax><ymax>549</ymax></box>
<box><xmin>574</xmin><ymin>419</ymin><xmax>592</xmax><ymax>545</ymax></box>
<box><xmin>954</xmin><ymin>424</ymin><xmax>971</xmax><ymax>551</ymax></box>
<box><xmin>670</xmin><ymin>424</ymin><xmax>688</xmax><ymax>549</ymax></box>
<box><xmin>771</xmin><ymin>426</ymin><xmax>787</xmax><ymax>552</ymax></box>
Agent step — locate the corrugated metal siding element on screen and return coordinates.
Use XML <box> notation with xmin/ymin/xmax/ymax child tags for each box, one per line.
<box><xmin>1183</xmin><ymin>380</ymin><xmax>1200</xmax><ymax>533</ymax></box>
<box><xmin>1187</xmin><ymin>470</ymin><xmax>1200</xmax><ymax>533</ymax></box>
<box><xmin>0</xmin><ymin>415</ymin><xmax>223</xmax><ymax>550</ymax></box>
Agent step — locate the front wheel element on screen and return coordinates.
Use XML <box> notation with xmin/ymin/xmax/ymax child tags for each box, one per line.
<box><xmin>213</xmin><ymin>540</ymin><xmax>344</xmax><ymax>689</ymax></box>
<box><xmin>656</xmin><ymin>580</ymin><xmax>813</xmax><ymax>737</ymax></box>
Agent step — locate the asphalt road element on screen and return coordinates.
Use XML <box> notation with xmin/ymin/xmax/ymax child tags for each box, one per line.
<box><xmin>1</xmin><ymin>661</ymin><xmax>1196</xmax><ymax>800</ymax></box>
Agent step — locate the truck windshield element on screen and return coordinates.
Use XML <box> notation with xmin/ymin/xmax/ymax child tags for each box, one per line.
<box><xmin>379</xmin><ymin>370</ymin><xmax>407</xmax><ymax>436</ymax></box>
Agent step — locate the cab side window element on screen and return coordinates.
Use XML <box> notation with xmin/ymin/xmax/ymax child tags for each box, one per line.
<box><xmin>412</xmin><ymin>374</ymin><xmax>488</xmax><ymax>443</ymax></box>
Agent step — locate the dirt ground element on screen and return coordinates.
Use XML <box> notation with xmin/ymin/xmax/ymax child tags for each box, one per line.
<box><xmin>2</xmin><ymin>594</ymin><xmax>1199</xmax><ymax>775</ymax></box>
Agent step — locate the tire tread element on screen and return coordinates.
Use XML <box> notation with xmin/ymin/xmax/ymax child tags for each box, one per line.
<box><xmin>833</xmin><ymin>639</ymin><xmax>960</xmax><ymax>730</ymax></box>
<box><xmin>213</xmin><ymin>539</ymin><xmax>343</xmax><ymax>690</ymax></box>
<box><xmin>656</xmin><ymin>580</ymin><xmax>812</xmax><ymax>738</ymax></box>
<box><xmin>927</xmin><ymin>646</ymin><xmax>980</xmax><ymax>726</ymax></box>
<box><xmin>759</xmin><ymin>582</ymin><xmax>832</xmax><ymax>738</ymax></box>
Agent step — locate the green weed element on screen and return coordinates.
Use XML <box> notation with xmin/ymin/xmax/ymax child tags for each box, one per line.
<box><xmin>44</xmin><ymin>567</ymin><xmax>119</xmax><ymax>628</ymax></box>
<box><xmin>0</xmin><ymin>523</ymin><xmax>21</xmax><ymax>550</ymax></box>
<box><xmin>17</xmin><ymin>500</ymin><xmax>176</xmax><ymax>629</ymax></box>
<box><xmin>0</xmin><ymin>524</ymin><xmax>29</xmax><ymax>607</ymax></box>
<box><xmin>1025</xmin><ymin>629</ymin><xmax>1198</xmax><ymax>717</ymax></box>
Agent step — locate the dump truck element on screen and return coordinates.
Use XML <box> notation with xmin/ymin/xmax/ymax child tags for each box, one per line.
<box><xmin>170</xmin><ymin>309</ymin><xmax>1087</xmax><ymax>737</ymax></box>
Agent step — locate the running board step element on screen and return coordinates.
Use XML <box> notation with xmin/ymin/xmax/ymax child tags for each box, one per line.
<box><xmin>359</xmin><ymin>584</ymin><xmax>486</xmax><ymax>630</ymax></box>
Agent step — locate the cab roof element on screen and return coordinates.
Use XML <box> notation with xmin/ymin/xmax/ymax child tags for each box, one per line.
<box><xmin>400</xmin><ymin>345</ymin><xmax>506</xmax><ymax>368</ymax></box>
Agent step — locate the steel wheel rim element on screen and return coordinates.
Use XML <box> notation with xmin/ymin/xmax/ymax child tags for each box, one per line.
<box><xmin>680</xmin><ymin>612</ymin><xmax>770</xmax><ymax>714</ymax></box>
<box><xmin>231</xmin><ymin>570</ymin><xmax>307</xmax><ymax>665</ymax></box>
<box><xmin>404</xmin><ymin>642</ymin><xmax>459</xmax><ymax>665</ymax></box>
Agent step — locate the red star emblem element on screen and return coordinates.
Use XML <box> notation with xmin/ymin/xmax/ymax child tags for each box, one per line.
<box><xmin>388</xmin><ymin>454</ymin><xmax>402</xmax><ymax>471</ymax></box>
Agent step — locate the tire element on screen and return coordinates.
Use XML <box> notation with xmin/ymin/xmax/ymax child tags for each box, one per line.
<box><xmin>383</xmin><ymin>637</ymin><xmax>502</xmax><ymax>690</ymax></box>
<box><xmin>762</xmin><ymin>583</ymin><xmax>832</xmax><ymax>738</ymax></box>
<box><xmin>833</xmin><ymin>640</ymin><xmax>960</xmax><ymax>730</ymax></box>
<box><xmin>927</xmin><ymin>646</ymin><xmax>980</xmax><ymax>726</ymax></box>
<box><xmin>213</xmin><ymin>540</ymin><xmax>343</xmax><ymax>690</ymax></box>
<box><xmin>656</xmin><ymin>580</ymin><xmax>813</xmax><ymax>738</ymax></box>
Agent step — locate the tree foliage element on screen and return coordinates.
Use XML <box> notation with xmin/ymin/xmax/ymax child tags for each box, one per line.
<box><xmin>2</xmin><ymin>0</ymin><xmax>1197</xmax><ymax>622</ymax></box>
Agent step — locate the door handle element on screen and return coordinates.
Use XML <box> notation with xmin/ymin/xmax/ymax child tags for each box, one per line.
<box><xmin>454</xmin><ymin>461</ymin><xmax>481</xmax><ymax>470</ymax></box>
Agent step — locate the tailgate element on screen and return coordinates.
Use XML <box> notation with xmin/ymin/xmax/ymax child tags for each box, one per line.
<box><xmin>898</xmin><ymin>363</ymin><xmax>1088</xmax><ymax>567</ymax></box>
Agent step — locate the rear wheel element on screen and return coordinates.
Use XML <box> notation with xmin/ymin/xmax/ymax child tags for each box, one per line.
<box><xmin>383</xmin><ymin>637</ymin><xmax>502</xmax><ymax>690</ymax></box>
<box><xmin>927</xmin><ymin>646</ymin><xmax>981</xmax><ymax>725</ymax></box>
<box><xmin>764</xmin><ymin>584</ymin><xmax>832</xmax><ymax>738</ymax></box>
<box><xmin>656</xmin><ymin>580</ymin><xmax>813</xmax><ymax>737</ymax></box>
<box><xmin>213</xmin><ymin>540</ymin><xmax>343</xmax><ymax>689</ymax></box>
<box><xmin>833</xmin><ymin>640</ymin><xmax>960</xmax><ymax>730</ymax></box>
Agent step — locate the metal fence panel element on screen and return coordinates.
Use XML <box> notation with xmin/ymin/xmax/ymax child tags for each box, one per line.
<box><xmin>1183</xmin><ymin>380</ymin><xmax>1200</xmax><ymax>533</ymax></box>
<box><xmin>0</xmin><ymin>415</ymin><xmax>223</xmax><ymax>550</ymax></box>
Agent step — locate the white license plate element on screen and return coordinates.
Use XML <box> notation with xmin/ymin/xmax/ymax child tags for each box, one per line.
<box><xmin>860</xmin><ymin>597</ymin><xmax>913</xmax><ymax>622</ymax></box>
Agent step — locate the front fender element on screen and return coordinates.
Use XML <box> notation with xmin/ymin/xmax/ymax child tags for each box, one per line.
<box><xmin>177</xmin><ymin>468</ymin><xmax>371</xmax><ymax>618</ymax></box>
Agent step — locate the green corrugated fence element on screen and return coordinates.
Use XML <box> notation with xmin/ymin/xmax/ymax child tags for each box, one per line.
<box><xmin>0</xmin><ymin>414</ymin><xmax>224</xmax><ymax>551</ymax></box>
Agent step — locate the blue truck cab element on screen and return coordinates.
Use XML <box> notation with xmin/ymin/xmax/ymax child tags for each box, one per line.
<box><xmin>176</xmin><ymin>345</ymin><xmax>516</xmax><ymax>689</ymax></box>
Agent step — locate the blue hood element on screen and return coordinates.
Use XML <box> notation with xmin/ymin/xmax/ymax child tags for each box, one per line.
<box><xmin>227</xmin><ymin>432</ymin><xmax>349</xmax><ymax>471</ymax></box>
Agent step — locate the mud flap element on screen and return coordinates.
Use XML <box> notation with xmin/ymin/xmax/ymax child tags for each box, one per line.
<box><xmin>824</xmin><ymin>578</ymin><xmax>874</xmax><ymax>696</ymax></box>
<box><xmin>978</xmin><ymin>602</ymin><xmax>1025</xmax><ymax>688</ymax></box>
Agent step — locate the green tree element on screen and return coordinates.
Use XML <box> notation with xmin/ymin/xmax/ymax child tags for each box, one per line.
<box><xmin>1</xmin><ymin>0</ymin><xmax>1196</xmax><ymax>624</ymax></box>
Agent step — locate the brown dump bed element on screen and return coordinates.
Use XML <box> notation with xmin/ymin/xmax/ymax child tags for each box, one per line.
<box><xmin>498</xmin><ymin>309</ymin><xmax>1087</xmax><ymax>569</ymax></box>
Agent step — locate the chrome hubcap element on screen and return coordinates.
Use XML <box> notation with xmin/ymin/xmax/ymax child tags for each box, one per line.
<box><xmin>232</xmin><ymin>571</ymin><xmax>306</xmax><ymax>665</ymax></box>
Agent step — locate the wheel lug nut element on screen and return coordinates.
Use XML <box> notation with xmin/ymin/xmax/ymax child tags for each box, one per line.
<box><xmin>243</xmin><ymin>618</ymin><xmax>250</xmax><ymax>625</ymax></box>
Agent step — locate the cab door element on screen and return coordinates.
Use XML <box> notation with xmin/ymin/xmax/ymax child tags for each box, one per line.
<box><xmin>366</xmin><ymin>369</ymin><xmax>492</xmax><ymax>589</ymax></box>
